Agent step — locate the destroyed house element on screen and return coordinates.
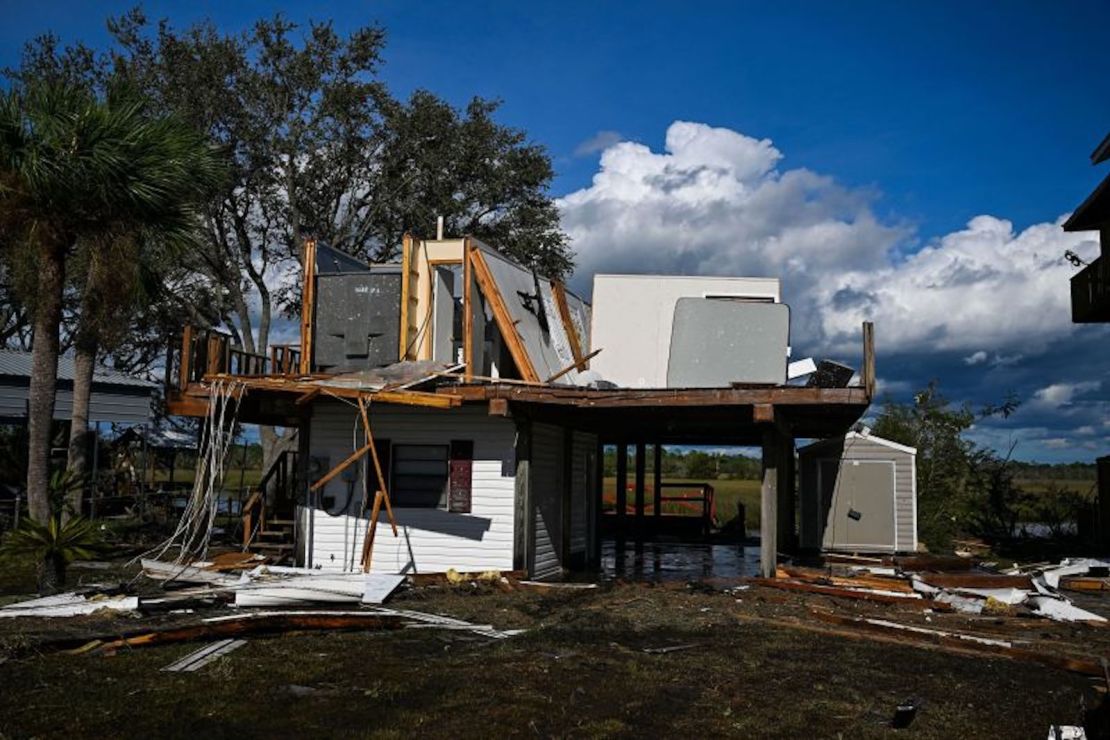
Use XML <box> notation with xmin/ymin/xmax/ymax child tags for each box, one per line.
<box><xmin>165</xmin><ymin>234</ymin><xmax>875</xmax><ymax>579</ymax></box>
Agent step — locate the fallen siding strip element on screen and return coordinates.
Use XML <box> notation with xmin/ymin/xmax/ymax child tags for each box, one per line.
<box><xmin>161</xmin><ymin>639</ymin><xmax>247</xmax><ymax>672</ymax></box>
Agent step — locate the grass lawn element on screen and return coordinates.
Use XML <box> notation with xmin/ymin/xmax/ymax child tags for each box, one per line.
<box><xmin>0</xmin><ymin>578</ymin><xmax>1101</xmax><ymax>739</ymax></box>
<box><xmin>604</xmin><ymin>477</ymin><xmax>762</xmax><ymax>528</ymax></box>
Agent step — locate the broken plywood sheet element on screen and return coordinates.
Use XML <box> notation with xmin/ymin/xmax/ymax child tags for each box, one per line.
<box><xmin>666</xmin><ymin>299</ymin><xmax>789</xmax><ymax>387</ymax></box>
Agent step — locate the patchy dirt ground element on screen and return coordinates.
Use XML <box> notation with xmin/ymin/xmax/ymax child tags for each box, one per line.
<box><xmin>1</xmin><ymin>565</ymin><xmax>1107</xmax><ymax>739</ymax></box>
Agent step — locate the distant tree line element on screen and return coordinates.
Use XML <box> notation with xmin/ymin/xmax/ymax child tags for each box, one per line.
<box><xmin>602</xmin><ymin>447</ymin><xmax>762</xmax><ymax>480</ymax></box>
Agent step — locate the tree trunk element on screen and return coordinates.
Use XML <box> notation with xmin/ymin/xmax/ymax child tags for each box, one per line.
<box><xmin>37</xmin><ymin>553</ymin><xmax>67</xmax><ymax>596</ymax></box>
<box><xmin>65</xmin><ymin>340</ymin><xmax>97</xmax><ymax>520</ymax></box>
<box><xmin>26</xmin><ymin>241</ymin><xmax>66</xmax><ymax>523</ymax></box>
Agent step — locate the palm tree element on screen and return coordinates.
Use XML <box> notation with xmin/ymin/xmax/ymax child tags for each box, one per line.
<box><xmin>0</xmin><ymin>81</ymin><xmax>223</xmax><ymax>523</ymax></box>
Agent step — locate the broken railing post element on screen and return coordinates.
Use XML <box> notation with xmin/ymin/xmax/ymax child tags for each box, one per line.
<box><xmin>862</xmin><ymin>321</ymin><xmax>875</xmax><ymax>399</ymax></box>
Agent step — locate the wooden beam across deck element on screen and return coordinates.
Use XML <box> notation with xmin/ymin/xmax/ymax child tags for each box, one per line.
<box><xmin>438</xmin><ymin>383</ymin><xmax>869</xmax><ymax>408</ymax></box>
<box><xmin>192</xmin><ymin>374</ymin><xmax>463</xmax><ymax>409</ymax></box>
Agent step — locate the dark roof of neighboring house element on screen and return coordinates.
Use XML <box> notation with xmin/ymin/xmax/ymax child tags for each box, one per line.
<box><xmin>0</xmin><ymin>349</ymin><xmax>156</xmax><ymax>388</ymax></box>
<box><xmin>1092</xmin><ymin>131</ymin><xmax>1110</xmax><ymax>166</ymax></box>
<box><xmin>1064</xmin><ymin>172</ymin><xmax>1110</xmax><ymax>232</ymax></box>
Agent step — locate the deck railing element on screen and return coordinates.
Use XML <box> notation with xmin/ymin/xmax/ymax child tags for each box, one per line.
<box><xmin>1072</xmin><ymin>255</ymin><xmax>1110</xmax><ymax>323</ymax></box>
<box><xmin>166</xmin><ymin>326</ymin><xmax>298</xmax><ymax>391</ymax></box>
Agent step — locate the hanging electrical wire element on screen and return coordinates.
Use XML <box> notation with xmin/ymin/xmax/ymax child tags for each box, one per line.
<box><xmin>135</xmin><ymin>377</ymin><xmax>246</xmax><ymax>575</ymax></box>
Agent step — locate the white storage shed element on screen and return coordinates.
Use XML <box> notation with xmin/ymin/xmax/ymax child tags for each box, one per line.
<box><xmin>798</xmin><ymin>431</ymin><xmax>917</xmax><ymax>553</ymax></box>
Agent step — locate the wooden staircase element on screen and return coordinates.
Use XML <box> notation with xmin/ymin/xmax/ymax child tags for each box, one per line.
<box><xmin>242</xmin><ymin>449</ymin><xmax>299</xmax><ymax>560</ymax></box>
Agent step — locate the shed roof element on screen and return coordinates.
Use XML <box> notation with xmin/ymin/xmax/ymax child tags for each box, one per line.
<box><xmin>799</xmin><ymin>430</ymin><xmax>917</xmax><ymax>456</ymax></box>
<box><xmin>0</xmin><ymin>349</ymin><xmax>156</xmax><ymax>388</ymax></box>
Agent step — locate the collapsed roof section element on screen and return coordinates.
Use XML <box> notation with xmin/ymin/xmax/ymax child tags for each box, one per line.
<box><xmin>393</xmin><ymin>235</ymin><xmax>592</xmax><ymax>385</ymax></box>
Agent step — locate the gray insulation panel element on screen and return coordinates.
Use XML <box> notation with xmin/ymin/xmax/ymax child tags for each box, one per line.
<box><xmin>314</xmin><ymin>269</ymin><xmax>401</xmax><ymax>372</ymax></box>
<box><xmin>666</xmin><ymin>298</ymin><xmax>789</xmax><ymax>387</ymax></box>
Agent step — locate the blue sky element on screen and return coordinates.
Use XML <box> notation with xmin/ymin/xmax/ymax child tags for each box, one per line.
<box><xmin>3</xmin><ymin>1</ymin><xmax>1108</xmax><ymax>462</ymax></box>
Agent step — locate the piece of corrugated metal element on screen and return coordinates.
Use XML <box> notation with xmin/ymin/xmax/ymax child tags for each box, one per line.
<box><xmin>0</xmin><ymin>349</ymin><xmax>155</xmax><ymax>387</ymax></box>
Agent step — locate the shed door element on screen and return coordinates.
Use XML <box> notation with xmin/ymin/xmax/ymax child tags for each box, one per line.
<box><xmin>821</xmin><ymin>459</ymin><xmax>896</xmax><ymax>551</ymax></box>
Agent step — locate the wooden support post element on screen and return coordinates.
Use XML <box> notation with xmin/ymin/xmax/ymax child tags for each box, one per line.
<box><xmin>178</xmin><ymin>326</ymin><xmax>194</xmax><ymax>389</ymax></box>
<box><xmin>615</xmin><ymin>444</ymin><xmax>628</xmax><ymax>523</ymax></box>
<box><xmin>358</xmin><ymin>397</ymin><xmax>397</xmax><ymax>538</ymax></box>
<box><xmin>653</xmin><ymin>444</ymin><xmax>662</xmax><ymax>519</ymax></box>
<box><xmin>760</xmin><ymin>428</ymin><xmax>779</xmax><ymax>578</ymax></box>
<box><xmin>861</xmin><ymin>321</ymin><xmax>875</xmax><ymax>400</ymax></box>
<box><xmin>592</xmin><ymin>439</ymin><xmax>604</xmax><ymax>568</ymax></box>
<box><xmin>300</xmin><ymin>238</ymin><xmax>317</xmax><ymax>375</ymax></box>
<box><xmin>360</xmin><ymin>490</ymin><xmax>383</xmax><ymax>571</ymax></box>
<box><xmin>777</xmin><ymin>435</ymin><xmax>796</xmax><ymax>554</ymax></box>
<box><xmin>634</xmin><ymin>442</ymin><xmax>646</xmax><ymax>536</ymax></box>
<box><xmin>463</xmin><ymin>237</ymin><xmax>474</xmax><ymax>379</ymax></box>
<box><xmin>1098</xmin><ymin>456</ymin><xmax>1110</xmax><ymax>551</ymax></box>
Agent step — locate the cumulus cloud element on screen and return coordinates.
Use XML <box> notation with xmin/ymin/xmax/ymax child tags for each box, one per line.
<box><xmin>1032</xmin><ymin>381</ymin><xmax>1101</xmax><ymax>408</ymax></box>
<box><xmin>558</xmin><ymin>121</ymin><xmax>1100</xmax><ymax>360</ymax></box>
<box><xmin>557</xmin><ymin>121</ymin><xmax>1109</xmax><ymax>461</ymax></box>
<box><xmin>573</xmin><ymin>130</ymin><xmax>625</xmax><ymax>157</ymax></box>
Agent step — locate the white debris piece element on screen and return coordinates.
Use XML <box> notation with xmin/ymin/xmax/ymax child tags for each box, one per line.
<box><xmin>1040</xmin><ymin>559</ymin><xmax>1110</xmax><ymax>589</ymax></box>
<box><xmin>1047</xmin><ymin>725</ymin><xmax>1087</xmax><ymax>739</ymax></box>
<box><xmin>231</xmin><ymin>567</ymin><xmax>404</xmax><ymax>607</ymax></box>
<box><xmin>0</xmin><ymin>592</ymin><xmax>138</xmax><ymax>618</ymax></box>
<box><xmin>1028</xmin><ymin>596</ymin><xmax>1107</xmax><ymax>624</ymax></box>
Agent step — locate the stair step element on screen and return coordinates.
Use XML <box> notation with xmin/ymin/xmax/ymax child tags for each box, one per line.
<box><xmin>257</xmin><ymin>530</ymin><xmax>292</xmax><ymax>539</ymax></box>
<box><xmin>251</xmin><ymin>542</ymin><xmax>295</xmax><ymax>551</ymax></box>
<box><xmin>266</xmin><ymin>519</ymin><xmax>296</xmax><ymax>527</ymax></box>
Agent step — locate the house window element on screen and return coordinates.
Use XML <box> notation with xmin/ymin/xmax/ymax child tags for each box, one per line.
<box><xmin>391</xmin><ymin>444</ymin><xmax>449</xmax><ymax>508</ymax></box>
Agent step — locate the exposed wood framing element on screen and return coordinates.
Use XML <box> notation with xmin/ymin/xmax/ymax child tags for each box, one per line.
<box><xmin>178</xmin><ymin>326</ymin><xmax>194</xmax><ymax>390</ymax></box>
<box><xmin>550</xmin><ymin>281</ymin><xmax>585</xmax><ymax>365</ymax></box>
<box><xmin>544</xmin><ymin>348</ymin><xmax>603</xmax><ymax>384</ymax></box>
<box><xmin>463</xmin><ymin>237</ymin><xmax>474</xmax><ymax>379</ymax></box>
<box><xmin>467</xmin><ymin>243</ymin><xmax>541</xmax><ymax>383</ymax></box>
<box><xmin>299</xmin><ymin>238</ymin><xmax>317</xmax><ymax>375</ymax></box>
<box><xmin>199</xmin><ymin>374</ymin><xmax>462</xmax><ymax>409</ymax></box>
<box><xmin>309</xmin><ymin>440</ymin><xmax>375</xmax><ymax>493</ymax></box>
<box><xmin>399</xmin><ymin>232</ymin><xmax>415</xmax><ymax>361</ymax></box>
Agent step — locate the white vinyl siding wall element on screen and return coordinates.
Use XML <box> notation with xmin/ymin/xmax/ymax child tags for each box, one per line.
<box><xmin>302</xmin><ymin>401</ymin><xmax>517</xmax><ymax>574</ymax></box>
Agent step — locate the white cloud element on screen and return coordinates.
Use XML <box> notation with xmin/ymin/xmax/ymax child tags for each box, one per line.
<box><xmin>559</xmin><ymin>121</ymin><xmax>1100</xmax><ymax>359</ymax></box>
<box><xmin>1031</xmin><ymin>381</ymin><xmax>1100</xmax><ymax>408</ymax></box>
<box><xmin>573</xmin><ymin>130</ymin><xmax>625</xmax><ymax>157</ymax></box>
